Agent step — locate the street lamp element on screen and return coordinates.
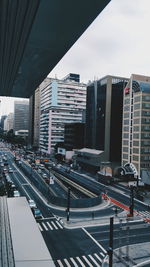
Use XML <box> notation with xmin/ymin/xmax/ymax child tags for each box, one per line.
<box><xmin>66</xmin><ymin>187</ymin><xmax>71</xmax><ymax>222</ymax></box>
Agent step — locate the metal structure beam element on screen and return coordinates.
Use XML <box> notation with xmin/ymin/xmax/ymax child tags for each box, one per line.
<box><xmin>0</xmin><ymin>0</ymin><xmax>110</xmax><ymax>97</ymax></box>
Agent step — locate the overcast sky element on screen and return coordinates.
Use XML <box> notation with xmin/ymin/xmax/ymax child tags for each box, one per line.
<box><xmin>1</xmin><ymin>0</ymin><xmax>150</xmax><ymax>116</ymax></box>
<box><xmin>50</xmin><ymin>0</ymin><xmax>150</xmax><ymax>82</ymax></box>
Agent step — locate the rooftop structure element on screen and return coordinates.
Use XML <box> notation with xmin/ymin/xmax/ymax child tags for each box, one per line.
<box><xmin>0</xmin><ymin>0</ymin><xmax>110</xmax><ymax>97</ymax></box>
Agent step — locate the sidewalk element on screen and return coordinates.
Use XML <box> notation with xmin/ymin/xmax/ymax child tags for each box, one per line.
<box><xmin>61</xmin><ymin>210</ymin><xmax>140</xmax><ymax>229</ymax></box>
<box><xmin>103</xmin><ymin>242</ymin><xmax>150</xmax><ymax>267</ymax></box>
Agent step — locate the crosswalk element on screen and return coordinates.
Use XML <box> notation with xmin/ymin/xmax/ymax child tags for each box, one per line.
<box><xmin>136</xmin><ymin>210</ymin><xmax>150</xmax><ymax>218</ymax></box>
<box><xmin>38</xmin><ymin>219</ymin><xmax>64</xmax><ymax>231</ymax></box>
<box><xmin>55</xmin><ymin>252</ymin><xmax>106</xmax><ymax>267</ymax></box>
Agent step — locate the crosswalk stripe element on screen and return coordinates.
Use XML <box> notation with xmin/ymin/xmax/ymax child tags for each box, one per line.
<box><xmin>142</xmin><ymin>211</ymin><xmax>150</xmax><ymax>216</ymax></box>
<box><xmin>100</xmin><ymin>252</ymin><xmax>105</xmax><ymax>257</ymax></box>
<box><xmin>64</xmin><ymin>258</ymin><xmax>71</xmax><ymax>266</ymax></box>
<box><xmin>42</xmin><ymin>222</ymin><xmax>48</xmax><ymax>231</ymax></box>
<box><xmin>82</xmin><ymin>255</ymin><xmax>93</xmax><ymax>267</ymax></box>
<box><xmin>38</xmin><ymin>223</ymin><xmax>43</xmax><ymax>231</ymax></box>
<box><xmin>94</xmin><ymin>253</ymin><xmax>102</xmax><ymax>263</ymax></box>
<box><xmin>46</xmin><ymin>222</ymin><xmax>53</xmax><ymax>230</ymax></box>
<box><xmin>88</xmin><ymin>255</ymin><xmax>100</xmax><ymax>266</ymax></box>
<box><xmin>138</xmin><ymin>211</ymin><xmax>150</xmax><ymax>217</ymax></box>
<box><xmin>76</xmin><ymin>256</ymin><xmax>86</xmax><ymax>267</ymax></box>
<box><xmin>56</xmin><ymin>220</ymin><xmax>63</xmax><ymax>229</ymax></box>
<box><xmin>57</xmin><ymin>260</ymin><xmax>64</xmax><ymax>267</ymax></box>
<box><xmin>51</xmin><ymin>221</ymin><xmax>58</xmax><ymax>229</ymax></box>
<box><xmin>70</xmin><ymin>257</ymin><xmax>78</xmax><ymax>266</ymax></box>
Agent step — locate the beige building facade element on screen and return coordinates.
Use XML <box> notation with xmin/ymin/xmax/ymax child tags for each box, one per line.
<box><xmin>122</xmin><ymin>74</ymin><xmax>150</xmax><ymax>184</ymax></box>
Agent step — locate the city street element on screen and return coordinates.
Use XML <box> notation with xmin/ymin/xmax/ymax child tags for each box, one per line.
<box><xmin>1</xmin><ymin>149</ymin><xmax>150</xmax><ymax>266</ymax></box>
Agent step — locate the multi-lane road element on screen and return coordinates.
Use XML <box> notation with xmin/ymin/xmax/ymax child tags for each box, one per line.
<box><xmin>1</xmin><ymin>148</ymin><xmax>150</xmax><ymax>266</ymax></box>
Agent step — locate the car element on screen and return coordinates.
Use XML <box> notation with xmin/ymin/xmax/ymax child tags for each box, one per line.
<box><xmin>28</xmin><ymin>199</ymin><xmax>37</xmax><ymax>209</ymax></box>
<box><xmin>3</xmin><ymin>168</ymin><xmax>7</xmax><ymax>174</ymax></box>
<box><xmin>39</xmin><ymin>164</ymin><xmax>45</xmax><ymax>169</ymax></box>
<box><xmin>37</xmin><ymin>168</ymin><xmax>42</xmax><ymax>174</ymax></box>
<box><xmin>11</xmin><ymin>184</ymin><xmax>16</xmax><ymax>190</ymax></box>
<box><xmin>32</xmin><ymin>208</ymin><xmax>42</xmax><ymax>219</ymax></box>
<box><xmin>42</xmin><ymin>173</ymin><xmax>48</xmax><ymax>179</ymax></box>
<box><xmin>8</xmin><ymin>167</ymin><xmax>13</xmax><ymax>173</ymax></box>
<box><xmin>14</xmin><ymin>190</ymin><xmax>20</xmax><ymax>197</ymax></box>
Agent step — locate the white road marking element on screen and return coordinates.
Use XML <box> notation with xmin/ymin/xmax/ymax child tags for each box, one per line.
<box><xmin>42</xmin><ymin>222</ymin><xmax>48</xmax><ymax>231</ymax></box>
<box><xmin>70</xmin><ymin>257</ymin><xmax>78</xmax><ymax>266</ymax></box>
<box><xmin>57</xmin><ymin>260</ymin><xmax>64</xmax><ymax>267</ymax></box>
<box><xmin>56</xmin><ymin>220</ymin><xmax>63</xmax><ymax>229</ymax></box>
<box><xmin>51</xmin><ymin>221</ymin><xmax>58</xmax><ymax>229</ymax></box>
<box><xmin>46</xmin><ymin>222</ymin><xmax>53</xmax><ymax>230</ymax></box>
<box><xmin>64</xmin><ymin>258</ymin><xmax>71</xmax><ymax>266</ymax></box>
<box><xmin>94</xmin><ymin>253</ymin><xmax>102</xmax><ymax>262</ymax></box>
<box><xmin>38</xmin><ymin>223</ymin><xmax>43</xmax><ymax>231</ymax></box>
<box><xmin>76</xmin><ymin>256</ymin><xmax>86</xmax><ymax>267</ymax></box>
<box><xmin>88</xmin><ymin>254</ymin><xmax>100</xmax><ymax>266</ymax></box>
<box><xmin>82</xmin><ymin>255</ymin><xmax>93</xmax><ymax>267</ymax></box>
<box><xmin>82</xmin><ymin>227</ymin><xmax>107</xmax><ymax>254</ymax></box>
<box><xmin>12</xmin><ymin>171</ymin><xmax>31</xmax><ymax>199</ymax></box>
<box><xmin>100</xmin><ymin>252</ymin><xmax>105</xmax><ymax>257</ymax></box>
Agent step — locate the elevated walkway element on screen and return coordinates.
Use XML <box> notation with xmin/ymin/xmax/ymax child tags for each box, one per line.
<box><xmin>0</xmin><ymin>196</ymin><xmax>55</xmax><ymax>267</ymax></box>
<box><xmin>0</xmin><ymin>196</ymin><xmax>15</xmax><ymax>267</ymax></box>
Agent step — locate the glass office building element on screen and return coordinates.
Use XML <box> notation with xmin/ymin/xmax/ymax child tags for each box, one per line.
<box><xmin>85</xmin><ymin>75</ymin><xmax>128</xmax><ymax>165</ymax></box>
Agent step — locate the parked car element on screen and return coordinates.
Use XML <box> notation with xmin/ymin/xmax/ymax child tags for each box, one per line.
<box><xmin>32</xmin><ymin>208</ymin><xmax>42</xmax><ymax>219</ymax></box>
<box><xmin>14</xmin><ymin>190</ymin><xmax>20</xmax><ymax>197</ymax></box>
<box><xmin>28</xmin><ymin>199</ymin><xmax>37</xmax><ymax>209</ymax></box>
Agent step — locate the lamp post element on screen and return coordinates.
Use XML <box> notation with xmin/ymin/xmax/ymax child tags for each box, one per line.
<box><xmin>108</xmin><ymin>217</ymin><xmax>114</xmax><ymax>267</ymax></box>
<box><xmin>66</xmin><ymin>187</ymin><xmax>71</xmax><ymax>222</ymax></box>
<box><xmin>129</xmin><ymin>185</ymin><xmax>134</xmax><ymax>217</ymax></box>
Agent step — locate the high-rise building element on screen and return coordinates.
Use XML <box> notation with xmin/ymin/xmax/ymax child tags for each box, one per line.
<box><xmin>33</xmin><ymin>87</ymin><xmax>41</xmax><ymax>148</ymax></box>
<box><xmin>122</xmin><ymin>74</ymin><xmax>150</xmax><ymax>184</ymax></box>
<box><xmin>85</xmin><ymin>75</ymin><xmax>128</xmax><ymax>165</ymax></box>
<box><xmin>39</xmin><ymin>74</ymin><xmax>86</xmax><ymax>154</ymax></box>
<box><xmin>64</xmin><ymin>122</ymin><xmax>85</xmax><ymax>150</ymax></box>
<box><xmin>0</xmin><ymin>115</ymin><xmax>7</xmax><ymax>131</ymax></box>
<box><xmin>4</xmin><ymin>113</ymin><xmax>14</xmax><ymax>131</ymax></box>
<box><xmin>13</xmin><ymin>100</ymin><xmax>29</xmax><ymax>132</ymax></box>
<box><xmin>28</xmin><ymin>95</ymin><xmax>34</xmax><ymax>148</ymax></box>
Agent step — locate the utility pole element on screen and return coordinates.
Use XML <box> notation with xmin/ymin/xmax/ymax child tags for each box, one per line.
<box><xmin>66</xmin><ymin>187</ymin><xmax>71</xmax><ymax>222</ymax></box>
<box><xmin>108</xmin><ymin>217</ymin><xmax>114</xmax><ymax>267</ymax></box>
<box><xmin>129</xmin><ymin>186</ymin><xmax>134</xmax><ymax>216</ymax></box>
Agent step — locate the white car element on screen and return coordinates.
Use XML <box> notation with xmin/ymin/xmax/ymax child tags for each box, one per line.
<box><xmin>8</xmin><ymin>167</ymin><xmax>13</xmax><ymax>173</ymax></box>
<box><xmin>28</xmin><ymin>199</ymin><xmax>37</xmax><ymax>209</ymax></box>
<box><xmin>14</xmin><ymin>190</ymin><xmax>20</xmax><ymax>197</ymax></box>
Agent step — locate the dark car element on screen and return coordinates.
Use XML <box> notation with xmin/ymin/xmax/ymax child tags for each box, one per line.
<box><xmin>32</xmin><ymin>208</ymin><xmax>42</xmax><ymax>219</ymax></box>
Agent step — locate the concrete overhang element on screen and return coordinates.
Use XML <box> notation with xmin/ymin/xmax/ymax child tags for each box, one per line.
<box><xmin>0</xmin><ymin>0</ymin><xmax>110</xmax><ymax>98</ymax></box>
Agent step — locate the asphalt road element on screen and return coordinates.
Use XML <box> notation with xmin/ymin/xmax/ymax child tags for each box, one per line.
<box><xmin>1</xmin><ymin>149</ymin><xmax>150</xmax><ymax>266</ymax></box>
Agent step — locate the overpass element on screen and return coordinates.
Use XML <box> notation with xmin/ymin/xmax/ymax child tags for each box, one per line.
<box><xmin>0</xmin><ymin>0</ymin><xmax>110</xmax><ymax>98</ymax></box>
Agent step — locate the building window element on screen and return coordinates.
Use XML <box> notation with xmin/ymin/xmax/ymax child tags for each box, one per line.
<box><xmin>134</xmin><ymin>103</ymin><xmax>140</xmax><ymax>110</ymax></box>
<box><xmin>123</xmin><ymin>140</ymin><xmax>129</xmax><ymax>145</ymax></box>
<box><xmin>134</xmin><ymin>96</ymin><xmax>140</xmax><ymax>102</ymax></box>
<box><xmin>133</xmin><ymin>155</ymin><xmax>139</xmax><ymax>161</ymax></box>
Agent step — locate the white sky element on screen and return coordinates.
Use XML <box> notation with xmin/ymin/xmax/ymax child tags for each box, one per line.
<box><xmin>50</xmin><ymin>0</ymin><xmax>150</xmax><ymax>82</ymax></box>
<box><xmin>0</xmin><ymin>97</ymin><xmax>28</xmax><ymax>117</ymax></box>
<box><xmin>1</xmin><ymin>0</ymin><xmax>150</xmax><ymax>116</ymax></box>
